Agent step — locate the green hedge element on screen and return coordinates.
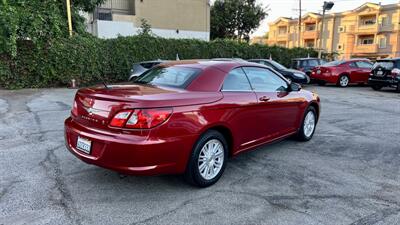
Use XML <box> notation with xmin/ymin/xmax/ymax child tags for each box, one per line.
<box><xmin>0</xmin><ymin>35</ymin><xmax>317</xmax><ymax>89</ymax></box>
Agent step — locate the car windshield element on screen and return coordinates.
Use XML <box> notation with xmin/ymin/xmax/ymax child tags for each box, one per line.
<box><xmin>134</xmin><ymin>66</ymin><xmax>201</xmax><ymax>88</ymax></box>
<box><xmin>372</xmin><ymin>61</ymin><xmax>394</xmax><ymax>70</ymax></box>
<box><xmin>324</xmin><ymin>60</ymin><xmax>345</xmax><ymax>66</ymax></box>
<box><xmin>269</xmin><ymin>60</ymin><xmax>287</xmax><ymax>70</ymax></box>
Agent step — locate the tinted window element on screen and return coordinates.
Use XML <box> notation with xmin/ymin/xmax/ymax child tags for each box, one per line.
<box><xmin>268</xmin><ymin>60</ymin><xmax>287</xmax><ymax>70</ymax></box>
<box><xmin>356</xmin><ymin>61</ymin><xmax>373</xmax><ymax>69</ymax></box>
<box><xmin>291</xmin><ymin>61</ymin><xmax>299</xmax><ymax>68</ymax></box>
<box><xmin>141</xmin><ymin>62</ymin><xmax>159</xmax><ymax>69</ymax></box>
<box><xmin>222</xmin><ymin>68</ymin><xmax>252</xmax><ymax>91</ymax></box>
<box><xmin>243</xmin><ymin>67</ymin><xmax>288</xmax><ymax>92</ymax></box>
<box><xmin>349</xmin><ymin>62</ymin><xmax>358</xmax><ymax>68</ymax></box>
<box><xmin>308</xmin><ymin>59</ymin><xmax>319</xmax><ymax>67</ymax></box>
<box><xmin>372</xmin><ymin>61</ymin><xmax>394</xmax><ymax>70</ymax></box>
<box><xmin>135</xmin><ymin>66</ymin><xmax>200</xmax><ymax>88</ymax></box>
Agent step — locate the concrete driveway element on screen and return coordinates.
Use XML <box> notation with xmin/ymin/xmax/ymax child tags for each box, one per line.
<box><xmin>0</xmin><ymin>86</ymin><xmax>399</xmax><ymax>225</ymax></box>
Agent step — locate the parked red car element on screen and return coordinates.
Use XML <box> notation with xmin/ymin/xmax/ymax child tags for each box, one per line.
<box><xmin>311</xmin><ymin>59</ymin><xmax>373</xmax><ymax>87</ymax></box>
<box><xmin>65</xmin><ymin>60</ymin><xmax>320</xmax><ymax>187</ymax></box>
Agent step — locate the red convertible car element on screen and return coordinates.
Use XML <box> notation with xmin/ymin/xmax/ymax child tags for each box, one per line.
<box><xmin>311</xmin><ymin>59</ymin><xmax>373</xmax><ymax>87</ymax></box>
<box><xmin>65</xmin><ymin>60</ymin><xmax>320</xmax><ymax>187</ymax></box>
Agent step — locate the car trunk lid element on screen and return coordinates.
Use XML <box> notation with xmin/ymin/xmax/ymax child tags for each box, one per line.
<box><xmin>72</xmin><ymin>84</ymin><xmax>222</xmax><ymax>129</ymax></box>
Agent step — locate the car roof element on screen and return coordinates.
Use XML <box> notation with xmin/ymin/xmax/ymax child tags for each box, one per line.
<box><xmin>292</xmin><ymin>58</ymin><xmax>320</xmax><ymax>61</ymax></box>
<box><xmin>134</xmin><ymin>60</ymin><xmax>169</xmax><ymax>64</ymax></box>
<box><xmin>377</xmin><ymin>58</ymin><xmax>400</xmax><ymax>61</ymax></box>
<box><xmin>159</xmin><ymin>60</ymin><xmax>261</xmax><ymax>72</ymax></box>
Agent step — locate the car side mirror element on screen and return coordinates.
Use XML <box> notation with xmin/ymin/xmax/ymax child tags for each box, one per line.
<box><xmin>290</xmin><ymin>82</ymin><xmax>301</xmax><ymax>92</ymax></box>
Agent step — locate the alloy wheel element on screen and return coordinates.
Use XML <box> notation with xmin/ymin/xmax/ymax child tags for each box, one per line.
<box><xmin>303</xmin><ymin>111</ymin><xmax>316</xmax><ymax>138</ymax></box>
<box><xmin>339</xmin><ymin>76</ymin><xmax>349</xmax><ymax>87</ymax></box>
<box><xmin>198</xmin><ymin>139</ymin><xmax>224</xmax><ymax>180</ymax></box>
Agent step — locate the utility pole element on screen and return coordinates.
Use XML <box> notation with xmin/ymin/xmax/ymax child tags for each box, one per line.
<box><xmin>298</xmin><ymin>0</ymin><xmax>302</xmax><ymax>47</ymax></box>
<box><xmin>318</xmin><ymin>1</ymin><xmax>334</xmax><ymax>58</ymax></box>
<box><xmin>66</xmin><ymin>0</ymin><xmax>73</xmax><ymax>36</ymax></box>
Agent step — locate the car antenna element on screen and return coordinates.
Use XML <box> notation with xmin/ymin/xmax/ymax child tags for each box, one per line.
<box><xmin>100</xmin><ymin>77</ymin><xmax>110</xmax><ymax>89</ymax></box>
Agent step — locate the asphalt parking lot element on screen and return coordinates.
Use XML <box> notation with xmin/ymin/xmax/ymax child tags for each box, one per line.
<box><xmin>0</xmin><ymin>85</ymin><xmax>399</xmax><ymax>225</ymax></box>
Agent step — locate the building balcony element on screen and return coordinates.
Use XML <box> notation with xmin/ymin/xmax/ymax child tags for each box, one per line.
<box><xmin>276</xmin><ymin>33</ymin><xmax>290</xmax><ymax>41</ymax></box>
<box><xmin>355</xmin><ymin>25</ymin><xmax>378</xmax><ymax>34</ymax></box>
<box><xmin>302</xmin><ymin>31</ymin><xmax>318</xmax><ymax>40</ymax></box>
<box><xmin>353</xmin><ymin>44</ymin><xmax>378</xmax><ymax>54</ymax></box>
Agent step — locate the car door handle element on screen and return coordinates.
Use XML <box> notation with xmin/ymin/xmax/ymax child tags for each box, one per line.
<box><xmin>259</xmin><ymin>96</ymin><xmax>270</xmax><ymax>102</ymax></box>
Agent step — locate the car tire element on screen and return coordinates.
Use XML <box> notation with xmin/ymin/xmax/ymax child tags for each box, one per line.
<box><xmin>371</xmin><ymin>85</ymin><xmax>383</xmax><ymax>91</ymax></box>
<box><xmin>396</xmin><ymin>84</ymin><xmax>400</xmax><ymax>93</ymax></box>
<box><xmin>184</xmin><ymin>130</ymin><xmax>228</xmax><ymax>187</ymax></box>
<box><xmin>336</xmin><ymin>75</ymin><xmax>350</xmax><ymax>87</ymax></box>
<box><xmin>296</xmin><ymin>107</ymin><xmax>317</xmax><ymax>142</ymax></box>
<box><xmin>337</xmin><ymin>75</ymin><xmax>350</xmax><ymax>87</ymax></box>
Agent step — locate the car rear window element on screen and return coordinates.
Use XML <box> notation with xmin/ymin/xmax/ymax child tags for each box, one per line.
<box><xmin>134</xmin><ymin>66</ymin><xmax>201</xmax><ymax>88</ymax></box>
<box><xmin>372</xmin><ymin>61</ymin><xmax>394</xmax><ymax>70</ymax></box>
<box><xmin>308</xmin><ymin>59</ymin><xmax>319</xmax><ymax>67</ymax></box>
<box><xmin>324</xmin><ymin>60</ymin><xmax>345</xmax><ymax>66</ymax></box>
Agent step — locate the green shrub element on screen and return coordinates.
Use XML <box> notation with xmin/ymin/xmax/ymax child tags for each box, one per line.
<box><xmin>0</xmin><ymin>35</ymin><xmax>317</xmax><ymax>89</ymax></box>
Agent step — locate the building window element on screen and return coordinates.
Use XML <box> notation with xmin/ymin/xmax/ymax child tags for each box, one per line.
<box><xmin>305</xmin><ymin>23</ymin><xmax>316</xmax><ymax>31</ymax></box>
<box><xmin>360</xmin><ymin>16</ymin><xmax>376</xmax><ymax>26</ymax></box>
<box><xmin>278</xmin><ymin>26</ymin><xmax>287</xmax><ymax>35</ymax></box>
<box><xmin>337</xmin><ymin>44</ymin><xmax>343</xmax><ymax>50</ymax></box>
<box><xmin>379</xmin><ymin>37</ymin><xmax>387</xmax><ymax>48</ymax></box>
<box><xmin>379</xmin><ymin>16</ymin><xmax>388</xmax><ymax>26</ymax></box>
<box><xmin>338</xmin><ymin>26</ymin><xmax>345</xmax><ymax>33</ymax></box>
<box><xmin>304</xmin><ymin>39</ymin><xmax>315</xmax><ymax>48</ymax></box>
<box><xmin>359</xmin><ymin>35</ymin><xmax>374</xmax><ymax>45</ymax></box>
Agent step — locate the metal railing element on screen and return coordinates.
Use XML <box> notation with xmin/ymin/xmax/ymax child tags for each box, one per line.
<box><xmin>94</xmin><ymin>0</ymin><xmax>135</xmax><ymax>20</ymax></box>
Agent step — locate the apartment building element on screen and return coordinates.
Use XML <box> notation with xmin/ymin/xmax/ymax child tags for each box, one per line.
<box><xmin>85</xmin><ymin>0</ymin><xmax>210</xmax><ymax>41</ymax></box>
<box><xmin>267</xmin><ymin>2</ymin><xmax>400</xmax><ymax>60</ymax></box>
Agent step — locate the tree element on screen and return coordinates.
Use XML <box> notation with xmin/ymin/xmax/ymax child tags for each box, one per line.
<box><xmin>0</xmin><ymin>0</ymin><xmax>105</xmax><ymax>56</ymax></box>
<box><xmin>210</xmin><ymin>0</ymin><xmax>268</xmax><ymax>42</ymax></box>
<box><xmin>137</xmin><ymin>18</ymin><xmax>153</xmax><ymax>36</ymax></box>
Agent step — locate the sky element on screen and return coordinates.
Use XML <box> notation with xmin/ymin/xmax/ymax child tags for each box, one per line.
<box><xmin>251</xmin><ymin>0</ymin><xmax>399</xmax><ymax>37</ymax></box>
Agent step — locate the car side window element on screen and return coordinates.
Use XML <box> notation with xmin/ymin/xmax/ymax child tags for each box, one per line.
<box><xmin>222</xmin><ymin>68</ymin><xmax>252</xmax><ymax>91</ymax></box>
<box><xmin>261</xmin><ymin>61</ymin><xmax>273</xmax><ymax>68</ymax></box>
<box><xmin>242</xmin><ymin>67</ymin><xmax>288</xmax><ymax>92</ymax></box>
<box><xmin>356</xmin><ymin>61</ymin><xmax>373</xmax><ymax>69</ymax></box>
<box><xmin>349</xmin><ymin>62</ymin><xmax>358</xmax><ymax>68</ymax></box>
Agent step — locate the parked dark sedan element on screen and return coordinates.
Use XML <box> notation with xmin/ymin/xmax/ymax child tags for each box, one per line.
<box><xmin>128</xmin><ymin>60</ymin><xmax>168</xmax><ymax>81</ymax></box>
<box><xmin>369</xmin><ymin>58</ymin><xmax>400</xmax><ymax>92</ymax></box>
<box><xmin>291</xmin><ymin>58</ymin><xmax>326</xmax><ymax>76</ymax></box>
<box><xmin>248</xmin><ymin>59</ymin><xmax>310</xmax><ymax>84</ymax></box>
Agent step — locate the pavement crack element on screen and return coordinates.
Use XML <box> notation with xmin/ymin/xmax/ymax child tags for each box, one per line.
<box><xmin>39</xmin><ymin>144</ymin><xmax>82</xmax><ymax>225</ymax></box>
<box><xmin>349</xmin><ymin>207</ymin><xmax>400</xmax><ymax>225</ymax></box>
<box><xmin>130</xmin><ymin>192</ymin><xmax>216</xmax><ymax>225</ymax></box>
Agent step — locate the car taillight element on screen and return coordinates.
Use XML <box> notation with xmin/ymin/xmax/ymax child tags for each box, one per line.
<box><xmin>391</xmin><ymin>68</ymin><xmax>400</xmax><ymax>77</ymax></box>
<box><xmin>71</xmin><ymin>100</ymin><xmax>78</xmax><ymax>117</ymax></box>
<box><xmin>110</xmin><ymin>108</ymin><xmax>172</xmax><ymax>129</ymax></box>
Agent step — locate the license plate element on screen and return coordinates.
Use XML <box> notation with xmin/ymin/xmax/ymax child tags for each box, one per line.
<box><xmin>76</xmin><ymin>136</ymin><xmax>92</xmax><ymax>154</ymax></box>
<box><xmin>377</xmin><ymin>71</ymin><xmax>383</xmax><ymax>76</ymax></box>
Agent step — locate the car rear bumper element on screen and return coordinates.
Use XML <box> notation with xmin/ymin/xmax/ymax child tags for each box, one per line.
<box><xmin>368</xmin><ymin>77</ymin><xmax>399</xmax><ymax>86</ymax></box>
<box><xmin>64</xmin><ymin>117</ymin><xmax>197</xmax><ymax>176</ymax></box>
